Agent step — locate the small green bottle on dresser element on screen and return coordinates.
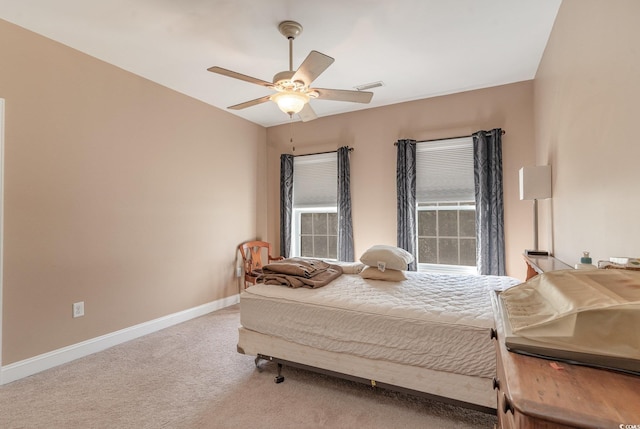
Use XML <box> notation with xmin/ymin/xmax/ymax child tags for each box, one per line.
<box><xmin>575</xmin><ymin>251</ymin><xmax>596</xmax><ymax>269</ymax></box>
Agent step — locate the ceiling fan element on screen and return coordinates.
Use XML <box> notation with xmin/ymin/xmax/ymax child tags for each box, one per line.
<box><xmin>207</xmin><ymin>20</ymin><xmax>373</xmax><ymax>122</ymax></box>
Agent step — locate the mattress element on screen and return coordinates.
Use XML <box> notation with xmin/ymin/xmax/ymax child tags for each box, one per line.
<box><xmin>240</xmin><ymin>271</ymin><xmax>520</xmax><ymax>378</ymax></box>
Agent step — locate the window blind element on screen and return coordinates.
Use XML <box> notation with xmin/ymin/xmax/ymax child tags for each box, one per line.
<box><xmin>416</xmin><ymin>137</ymin><xmax>474</xmax><ymax>203</ymax></box>
<box><xmin>293</xmin><ymin>152</ymin><xmax>337</xmax><ymax>208</ymax></box>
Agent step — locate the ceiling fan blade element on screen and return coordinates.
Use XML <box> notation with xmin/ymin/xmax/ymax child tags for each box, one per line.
<box><xmin>298</xmin><ymin>103</ymin><xmax>318</xmax><ymax>122</ymax></box>
<box><xmin>314</xmin><ymin>88</ymin><xmax>373</xmax><ymax>104</ymax></box>
<box><xmin>228</xmin><ymin>95</ymin><xmax>272</xmax><ymax>110</ymax></box>
<box><xmin>207</xmin><ymin>66</ymin><xmax>273</xmax><ymax>88</ymax></box>
<box><xmin>292</xmin><ymin>51</ymin><xmax>335</xmax><ymax>86</ymax></box>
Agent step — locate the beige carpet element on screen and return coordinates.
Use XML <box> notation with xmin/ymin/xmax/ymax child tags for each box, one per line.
<box><xmin>0</xmin><ymin>305</ymin><xmax>496</xmax><ymax>428</ymax></box>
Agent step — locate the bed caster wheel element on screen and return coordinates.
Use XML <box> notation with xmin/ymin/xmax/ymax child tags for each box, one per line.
<box><xmin>274</xmin><ymin>362</ymin><xmax>284</xmax><ymax>383</ymax></box>
<box><xmin>254</xmin><ymin>356</ymin><xmax>263</xmax><ymax>372</ymax></box>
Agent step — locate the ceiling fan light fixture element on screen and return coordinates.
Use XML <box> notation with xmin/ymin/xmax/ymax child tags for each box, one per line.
<box><xmin>271</xmin><ymin>91</ymin><xmax>309</xmax><ymax>115</ymax></box>
<box><xmin>208</xmin><ymin>20</ymin><xmax>372</xmax><ymax>121</ymax></box>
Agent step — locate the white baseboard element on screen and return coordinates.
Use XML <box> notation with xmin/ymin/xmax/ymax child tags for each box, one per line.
<box><xmin>0</xmin><ymin>294</ymin><xmax>239</xmax><ymax>385</ymax></box>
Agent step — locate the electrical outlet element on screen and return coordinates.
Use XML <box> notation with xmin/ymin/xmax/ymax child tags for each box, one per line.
<box><xmin>236</xmin><ymin>266</ymin><xmax>242</xmax><ymax>278</ymax></box>
<box><xmin>73</xmin><ymin>301</ymin><xmax>85</xmax><ymax>318</ymax></box>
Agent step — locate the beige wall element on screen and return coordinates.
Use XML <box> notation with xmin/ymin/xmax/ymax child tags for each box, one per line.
<box><xmin>534</xmin><ymin>0</ymin><xmax>640</xmax><ymax>266</ymax></box>
<box><xmin>0</xmin><ymin>20</ymin><xmax>265</xmax><ymax>364</ymax></box>
<box><xmin>266</xmin><ymin>81</ymin><xmax>537</xmax><ymax>280</ymax></box>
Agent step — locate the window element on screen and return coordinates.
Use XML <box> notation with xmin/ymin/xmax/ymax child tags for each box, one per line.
<box><xmin>291</xmin><ymin>153</ymin><xmax>337</xmax><ymax>259</ymax></box>
<box><xmin>416</xmin><ymin>137</ymin><xmax>476</xmax><ymax>274</ymax></box>
<box><xmin>417</xmin><ymin>202</ymin><xmax>476</xmax><ymax>268</ymax></box>
<box><xmin>297</xmin><ymin>210</ymin><xmax>338</xmax><ymax>259</ymax></box>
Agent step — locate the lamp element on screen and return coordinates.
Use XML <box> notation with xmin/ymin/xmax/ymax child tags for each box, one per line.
<box><xmin>271</xmin><ymin>91</ymin><xmax>309</xmax><ymax>116</ymax></box>
<box><xmin>519</xmin><ymin>165</ymin><xmax>552</xmax><ymax>255</ymax></box>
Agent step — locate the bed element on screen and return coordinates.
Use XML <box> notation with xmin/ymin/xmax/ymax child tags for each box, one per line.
<box><xmin>237</xmin><ymin>260</ymin><xmax>520</xmax><ymax>413</ymax></box>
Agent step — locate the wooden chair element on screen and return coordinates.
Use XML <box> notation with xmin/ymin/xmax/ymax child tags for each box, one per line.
<box><xmin>238</xmin><ymin>241</ymin><xmax>283</xmax><ymax>288</ymax></box>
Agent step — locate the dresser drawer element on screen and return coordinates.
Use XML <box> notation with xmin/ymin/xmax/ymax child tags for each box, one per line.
<box><xmin>493</xmin><ymin>328</ymin><xmax>515</xmax><ymax>429</ymax></box>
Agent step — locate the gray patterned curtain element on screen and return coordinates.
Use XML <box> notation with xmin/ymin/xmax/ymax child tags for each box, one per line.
<box><xmin>396</xmin><ymin>139</ymin><xmax>417</xmax><ymax>271</ymax></box>
<box><xmin>337</xmin><ymin>147</ymin><xmax>354</xmax><ymax>261</ymax></box>
<box><xmin>279</xmin><ymin>154</ymin><xmax>294</xmax><ymax>258</ymax></box>
<box><xmin>473</xmin><ymin>129</ymin><xmax>505</xmax><ymax>276</ymax></box>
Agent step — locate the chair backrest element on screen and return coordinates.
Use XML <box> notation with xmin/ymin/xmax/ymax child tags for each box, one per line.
<box><xmin>238</xmin><ymin>241</ymin><xmax>273</xmax><ymax>275</ymax></box>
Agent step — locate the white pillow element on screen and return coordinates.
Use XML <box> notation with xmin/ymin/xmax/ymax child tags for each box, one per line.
<box><xmin>360</xmin><ymin>266</ymin><xmax>407</xmax><ymax>281</ymax></box>
<box><xmin>359</xmin><ymin>245</ymin><xmax>414</xmax><ymax>271</ymax></box>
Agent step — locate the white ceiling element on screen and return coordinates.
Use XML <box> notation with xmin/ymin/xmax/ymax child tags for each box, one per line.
<box><xmin>0</xmin><ymin>0</ymin><xmax>562</xmax><ymax>127</ymax></box>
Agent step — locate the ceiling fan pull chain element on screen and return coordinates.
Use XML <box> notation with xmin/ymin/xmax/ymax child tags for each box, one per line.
<box><xmin>290</xmin><ymin>117</ymin><xmax>295</xmax><ymax>151</ymax></box>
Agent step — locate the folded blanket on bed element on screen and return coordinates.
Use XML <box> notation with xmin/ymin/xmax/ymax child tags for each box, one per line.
<box><xmin>258</xmin><ymin>258</ymin><xmax>343</xmax><ymax>288</ymax></box>
<box><xmin>261</xmin><ymin>257</ymin><xmax>330</xmax><ymax>278</ymax></box>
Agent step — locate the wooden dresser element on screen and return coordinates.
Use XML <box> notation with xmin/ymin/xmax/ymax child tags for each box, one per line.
<box><xmin>490</xmin><ymin>292</ymin><xmax>640</xmax><ymax>428</ymax></box>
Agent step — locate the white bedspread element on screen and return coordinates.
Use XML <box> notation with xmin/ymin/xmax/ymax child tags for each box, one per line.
<box><xmin>241</xmin><ymin>271</ymin><xmax>520</xmax><ymax>378</ymax></box>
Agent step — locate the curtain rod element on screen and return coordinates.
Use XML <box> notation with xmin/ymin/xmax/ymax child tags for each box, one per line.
<box><xmin>394</xmin><ymin>129</ymin><xmax>505</xmax><ymax>145</ymax></box>
<box><xmin>293</xmin><ymin>146</ymin><xmax>353</xmax><ymax>157</ymax></box>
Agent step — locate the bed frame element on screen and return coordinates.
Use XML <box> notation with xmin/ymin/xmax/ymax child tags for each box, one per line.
<box><xmin>238</xmin><ymin>326</ymin><xmax>496</xmax><ymax>415</ymax></box>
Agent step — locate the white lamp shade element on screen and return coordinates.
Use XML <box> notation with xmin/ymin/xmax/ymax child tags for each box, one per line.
<box><xmin>271</xmin><ymin>91</ymin><xmax>309</xmax><ymax>115</ymax></box>
<box><xmin>519</xmin><ymin>165</ymin><xmax>552</xmax><ymax>200</ymax></box>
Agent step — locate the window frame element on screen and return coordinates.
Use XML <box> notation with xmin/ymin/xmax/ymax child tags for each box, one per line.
<box><xmin>416</xmin><ymin>202</ymin><xmax>477</xmax><ymax>275</ymax></box>
<box><xmin>290</xmin><ymin>152</ymin><xmax>338</xmax><ymax>259</ymax></box>
<box><xmin>415</xmin><ymin>136</ymin><xmax>477</xmax><ymax>275</ymax></box>
<box><xmin>291</xmin><ymin>206</ymin><xmax>338</xmax><ymax>260</ymax></box>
